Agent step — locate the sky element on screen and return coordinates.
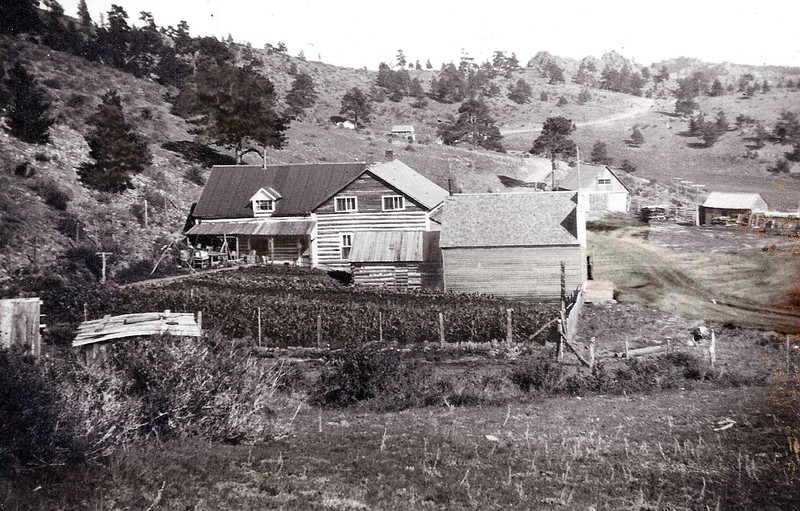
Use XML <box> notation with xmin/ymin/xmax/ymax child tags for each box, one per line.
<box><xmin>59</xmin><ymin>0</ymin><xmax>800</xmax><ymax>70</ymax></box>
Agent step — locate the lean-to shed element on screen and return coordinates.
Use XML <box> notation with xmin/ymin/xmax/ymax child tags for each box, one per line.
<box><xmin>350</xmin><ymin>231</ymin><xmax>442</xmax><ymax>289</ymax></box>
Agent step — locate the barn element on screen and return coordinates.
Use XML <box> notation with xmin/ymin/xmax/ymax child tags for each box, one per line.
<box><xmin>440</xmin><ymin>192</ymin><xmax>587</xmax><ymax>301</ymax></box>
<box><xmin>555</xmin><ymin>163</ymin><xmax>629</xmax><ymax>213</ymax></box>
<box><xmin>349</xmin><ymin>231</ymin><xmax>442</xmax><ymax>289</ymax></box>
<box><xmin>698</xmin><ymin>192</ymin><xmax>768</xmax><ymax>226</ymax></box>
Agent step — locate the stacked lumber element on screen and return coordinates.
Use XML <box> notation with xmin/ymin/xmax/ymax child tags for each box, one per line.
<box><xmin>73</xmin><ymin>310</ymin><xmax>201</xmax><ymax>347</ymax></box>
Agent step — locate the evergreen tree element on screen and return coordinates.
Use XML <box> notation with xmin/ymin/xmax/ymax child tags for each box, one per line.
<box><xmin>415</xmin><ymin>60</ymin><xmax>421</xmax><ymax>70</ymax></box>
<box><xmin>507</xmin><ymin>79</ymin><xmax>532</xmax><ymax>104</ymax></box>
<box><xmin>437</xmin><ymin>98</ymin><xmax>503</xmax><ymax>152</ymax></box>
<box><xmin>339</xmin><ymin>87</ymin><xmax>372</xmax><ymax>127</ymax></box>
<box><xmin>709</xmin><ymin>78</ymin><xmax>725</xmax><ymax>96</ymax></box>
<box><xmin>5</xmin><ymin>62</ymin><xmax>54</xmax><ymax>145</ymax></box>
<box><xmin>530</xmin><ymin>116</ymin><xmax>576</xmax><ymax>159</ymax></box>
<box><xmin>767</xmin><ymin>157</ymin><xmax>791</xmax><ymax>173</ymax></box>
<box><xmin>430</xmin><ymin>63</ymin><xmax>465</xmax><ymax>103</ymax></box>
<box><xmin>753</xmin><ymin>122</ymin><xmax>769</xmax><ymax>149</ymax></box>
<box><xmin>409</xmin><ymin>78</ymin><xmax>425</xmax><ymax>99</ymax></box>
<box><xmin>284</xmin><ymin>72</ymin><xmax>318</xmax><ymax>120</ymax></box>
<box><xmin>0</xmin><ymin>0</ymin><xmax>41</xmax><ymax>35</ymax></box>
<box><xmin>630</xmin><ymin>126</ymin><xmax>644</xmax><ymax>146</ymax></box>
<box><xmin>396</xmin><ymin>49</ymin><xmax>406</xmax><ymax>68</ymax></box>
<box><xmin>177</xmin><ymin>66</ymin><xmax>288</xmax><ymax>162</ymax></box>
<box><xmin>701</xmin><ymin>122</ymin><xmax>720</xmax><ymax>147</ymax></box>
<box><xmin>590</xmin><ymin>141</ymin><xmax>613</xmax><ymax>165</ymax></box>
<box><xmin>78</xmin><ymin>90</ymin><xmax>151</xmax><ymax>192</ymax></box>
<box><xmin>425</xmin><ymin>59</ymin><xmax>432</xmax><ymax>69</ymax></box>
<box><xmin>762</xmin><ymin>80</ymin><xmax>770</xmax><ymax>93</ymax></box>
<box><xmin>773</xmin><ymin>111</ymin><xmax>800</xmax><ymax>144</ymax></box>
<box><xmin>547</xmin><ymin>62</ymin><xmax>565</xmax><ymax>84</ymax></box>
<box><xmin>77</xmin><ymin>0</ymin><xmax>92</xmax><ymax>30</ymax></box>
<box><xmin>714</xmin><ymin>111</ymin><xmax>730</xmax><ymax>133</ymax></box>
<box><xmin>577</xmin><ymin>89</ymin><xmax>591</xmax><ymax>104</ymax></box>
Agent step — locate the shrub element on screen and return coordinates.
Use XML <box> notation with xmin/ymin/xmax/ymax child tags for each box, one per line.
<box><xmin>185</xmin><ymin>166</ymin><xmax>206</xmax><ymax>186</ymax></box>
<box><xmin>35</xmin><ymin>178</ymin><xmax>71</xmax><ymax>210</ymax></box>
<box><xmin>313</xmin><ymin>343</ymin><xmax>436</xmax><ymax>411</ymax></box>
<box><xmin>557</xmin><ymin>96</ymin><xmax>568</xmax><ymax>106</ymax></box>
<box><xmin>13</xmin><ymin>161</ymin><xmax>34</xmax><ymax>178</ymax></box>
<box><xmin>510</xmin><ymin>354</ymin><xmax>564</xmax><ymax>394</ymax></box>
<box><xmin>0</xmin><ymin>349</ymin><xmax>79</xmax><ymax>474</ymax></box>
<box><xmin>34</xmin><ymin>152</ymin><xmax>49</xmax><ymax>162</ymax></box>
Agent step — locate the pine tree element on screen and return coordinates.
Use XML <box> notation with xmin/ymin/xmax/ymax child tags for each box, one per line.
<box><xmin>530</xmin><ymin>116</ymin><xmax>576</xmax><ymax>159</ymax></box>
<box><xmin>0</xmin><ymin>0</ymin><xmax>41</xmax><ymax>35</ymax></box>
<box><xmin>78</xmin><ymin>90</ymin><xmax>151</xmax><ymax>192</ymax></box>
<box><xmin>425</xmin><ymin>59</ymin><xmax>432</xmax><ymax>70</ymax></box>
<box><xmin>590</xmin><ymin>141</ymin><xmax>613</xmax><ymax>165</ymax></box>
<box><xmin>709</xmin><ymin>78</ymin><xmax>725</xmax><ymax>97</ymax></box>
<box><xmin>507</xmin><ymin>79</ymin><xmax>532</xmax><ymax>104</ymax></box>
<box><xmin>284</xmin><ymin>72</ymin><xmax>318</xmax><ymax>120</ymax></box>
<box><xmin>339</xmin><ymin>87</ymin><xmax>372</xmax><ymax>127</ymax></box>
<box><xmin>630</xmin><ymin>126</ymin><xmax>644</xmax><ymax>146</ymax></box>
<box><xmin>437</xmin><ymin>98</ymin><xmax>503</xmax><ymax>152</ymax></box>
<box><xmin>177</xmin><ymin>66</ymin><xmax>288</xmax><ymax>161</ymax></box>
<box><xmin>5</xmin><ymin>62</ymin><xmax>54</xmax><ymax>145</ymax></box>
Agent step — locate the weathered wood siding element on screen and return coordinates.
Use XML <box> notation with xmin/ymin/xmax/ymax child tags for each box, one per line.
<box><xmin>315</xmin><ymin>174</ymin><xmax>426</xmax><ymax>214</ymax></box>
<box><xmin>699</xmin><ymin>206</ymin><xmax>751</xmax><ymax>226</ymax></box>
<box><xmin>0</xmin><ymin>298</ymin><xmax>42</xmax><ymax>357</ymax></box>
<box><xmin>442</xmin><ymin>246</ymin><xmax>586</xmax><ymax>301</ymax></box>
<box><xmin>352</xmin><ymin>262</ymin><xmax>443</xmax><ymax>290</ymax></box>
<box><xmin>314</xmin><ymin>174</ymin><xmax>431</xmax><ymax>270</ymax></box>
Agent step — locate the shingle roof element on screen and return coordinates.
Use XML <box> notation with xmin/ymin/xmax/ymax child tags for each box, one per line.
<box><xmin>350</xmin><ymin>231</ymin><xmax>441</xmax><ymax>263</ymax></box>
<box><xmin>440</xmin><ymin>192</ymin><xmax>580</xmax><ymax>248</ymax></box>
<box><xmin>702</xmin><ymin>192</ymin><xmax>768</xmax><ymax>211</ymax></box>
<box><xmin>192</xmin><ymin>163</ymin><xmax>367</xmax><ymax>219</ymax></box>
<box><xmin>369</xmin><ymin>159</ymin><xmax>448</xmax><ymax>210</ymax></box>
<box><xmin>186</xmin><ymin>219</ymin><xmax>314</xmax><ymax>236</ymax></box>
<box><xmin>558</xmin><ymin>163</ymin><xmax>628</xmax><ymax>191</ymax></box>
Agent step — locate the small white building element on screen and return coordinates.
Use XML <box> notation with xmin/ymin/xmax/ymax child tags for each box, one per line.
<box><xmin>556</xmin><ymin>163</ymin><xmax>629</xmax><ymax>213</ymax></box>
<box><xmin>390</xmin><ymin>124</ymin><xmax>416</xmax><ymax>142</ymax></box>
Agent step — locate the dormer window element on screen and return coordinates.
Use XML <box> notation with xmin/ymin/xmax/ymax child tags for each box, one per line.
<box><xmin>597</xmin><ymin>178</ymin><xmax>611</xmax><ymax>185</ymax></box>
<box><xmin>249</xmin><ymin>187</ymin><xmax>282</xmax><ymax>217</ymax></box>
<box><xmin>254</xmin><ymin>199</ymin><xmax>275</xmax><ymax>213</ymax></box>
<box><xmin>335</xmin><ymin>196</ymin><xmax>358</xmax><ymax>212</ymax></box>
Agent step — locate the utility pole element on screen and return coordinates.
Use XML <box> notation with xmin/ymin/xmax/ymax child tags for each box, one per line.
<box><xmin>96</xmin><ymin>252</ymin><xmax>112</xmax><ymax>284</ymax></box>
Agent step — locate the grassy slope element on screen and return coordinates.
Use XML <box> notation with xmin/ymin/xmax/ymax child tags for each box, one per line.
<box><xmin>589</xmin><ymin>223</ymin><xmax>800</xmax><ymax>332</ymax></box>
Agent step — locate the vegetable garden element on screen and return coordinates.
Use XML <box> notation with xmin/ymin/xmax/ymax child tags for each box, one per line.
<box><xmin>115</xmin><ymin>267</ymin><xmax>559</xmax><ymax>348</ymax></box>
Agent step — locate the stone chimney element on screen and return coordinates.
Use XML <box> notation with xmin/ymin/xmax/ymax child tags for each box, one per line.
<box><xmin>384</xmin><ymin>149</ymin><xmax>394</xmax><ymax>161</ymax></box>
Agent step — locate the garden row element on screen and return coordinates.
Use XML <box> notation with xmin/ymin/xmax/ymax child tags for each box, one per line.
<box><xmin>115</xmin><ymin>267</ymin><xmax>558</xmax><ymax>348</ymax></box>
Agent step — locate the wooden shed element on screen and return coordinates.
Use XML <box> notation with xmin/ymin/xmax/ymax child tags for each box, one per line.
<box><xmin>440</xmin><ymin>192</ymin><xmax>586</xmax><ymax>301</ymax></box>
<box><xmin>698</xmin><ymin>192</ymin><xmax>768</xmax><ymax>226</ymax></box>
<box><xmin>350</xmin><ymin>231</ymin><xmax>442</xmax><ymax>289</ymax></box>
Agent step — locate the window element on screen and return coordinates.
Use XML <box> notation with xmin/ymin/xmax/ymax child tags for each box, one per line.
<box><xmin>335</xmin><ymin>196</ymin><xmax>358</xmax><ymax>212</ymax></box>
<box><xmin>382</xmin><ymin>195</ymin><xmax>406</xmax><ymax>211</ymax></box>
<box><xmin>597</xmin><ymin>178</ymin><xmax>612</xmax><ymax>185</ymax></box>
<box><xmin>340</xmin><ymin>233</ymin><xmax>353</xmax><ymax>259</ymax></box>
<box><xmin>254</xmin><ymin>199</ymin><xmax>275</xmax><ymax>212</ymax></box>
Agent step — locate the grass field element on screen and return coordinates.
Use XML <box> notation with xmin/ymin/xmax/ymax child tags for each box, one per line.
<box><xmin>589</xmin><ymin>221</ymin><xmax>800</xmax><ymax>333</ymax></box>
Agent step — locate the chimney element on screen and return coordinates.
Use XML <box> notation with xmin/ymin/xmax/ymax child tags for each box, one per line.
<box><xmin>365</xmin><ymin>151</ymin><xmax>375</xmax><ymax>165</ymax></box>
<box><xmin>384</xmin><ymin>149</ymin><xmax>394</xmax><ymax>161</ymax></box>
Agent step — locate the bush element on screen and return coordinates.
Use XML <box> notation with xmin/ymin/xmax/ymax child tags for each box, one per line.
<box><xmin>510</xmin><ymin>354</ymin><xmax>564</xmax><ymax>394</ymax></box>
<box><xmin>13</xmin><ymin>161</ymin><xmax>34</xmax><ymax>178</ymax></box>
<box><xmin>313</xmin><ymin>343</ymin><xmax>436</xmax><ymax>411</ymax></box>
<box><xmin>0</xmin><ymin>349</ymin><xmax>79</xmax><ymax>474</ymax></box>
<box><xmin>35</xmin><ymin>178</ymin><xmax>71</xmax><ymax>210</ymax></box>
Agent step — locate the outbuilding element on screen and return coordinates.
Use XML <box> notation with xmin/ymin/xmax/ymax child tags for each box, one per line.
<box><xmin>698</xmin><ymin>192</ymin><xmax>768</xmax><ymax>226</ymax></box>
<box><xmin>555</xmin><ymin>163</ymin><xmax>629</xmax><ymax>213</ymax></box>
<box><xmin>440</xmin><ymin>192</ymin><xmax>586</xmax><ymax>301</ymax></box>
<box><xmin>350</xmin><ymin>231</ymin><xmax>442</xmax><ymax>289</ymax></box>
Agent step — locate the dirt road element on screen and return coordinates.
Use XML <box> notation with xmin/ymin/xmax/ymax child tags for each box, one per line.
<box><xmin>500</xmin><ymin>98</ymin><xmax>654</xmax><ymax>136</ymax></box>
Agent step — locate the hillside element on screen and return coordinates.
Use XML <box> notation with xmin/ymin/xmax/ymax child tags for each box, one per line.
<box><xmin>2</xmin><ymin>25</ymin><xmax>799</xmax><ymax>281</ymax></box>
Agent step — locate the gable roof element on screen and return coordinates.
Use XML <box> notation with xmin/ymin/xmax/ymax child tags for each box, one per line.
<box><xmin>440</xmin><ymin>192</ymin><xmax>581</xmax><ymax>248</ymax></box>
<box><xmin>350</xmin><ymin>231</ymin><xmax>441</xmax><ymax>263</ymax></box>
<box><xmin>558</xmin><ymin>163</ymin><xmax>629</xmax><ymax>191</ymax></box>
<box><xmin>368</xmin><ymin>159</ymin><xmax>448</xmax><ymax>210</ymax></box>
<box><xmin>702</xmin><ymin>192</ymin><xmax>768</xmax><ymax>211</ymax></box>
<box><xmin>192</xmin><ymin>163</ymin><xmax>367</xmax><ymax>219</ymax></box>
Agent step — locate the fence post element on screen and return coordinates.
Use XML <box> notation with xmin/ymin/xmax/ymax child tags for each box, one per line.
<box><xmin>196</xmin><ymin>311</ymin><xmax>203</xmax><ymax>331</ymax></box>
<box><xmin>379</xmin><ymin>311</ymin><xmax>383</xmax><ymax>342</ymax></box>
<box><xmin>625</xmin><ymin>339</ymin><xmax>630</xmax><ymax>359</ymax></box>
<box><xmin>438</xmin><ymin>312</ymin><xmax>445</xmax><ymax>346</ymax></box>
<box><xmin>556</xmin><ymin>318</ymin><xmax>564</xmax><ymax>361</ymax></box>
<box><xmin>709</xmin><ymin>329</ymin><xmax>716</xmax><ymax>367</ymax></box>
<box><xmin>589</xmin><ymin>337</ymin><xmax>596</xmax><ymax>370</ymax></box>
<box><xmin>317</xmin><ymin>315</ymin><xmax>322</xmax><ymax>348</ymax></box>
<box><xmin>787</xmin><ymin>335</ymin><xmax>792</xmax><ymax>379</ymax></box>
<box><xmin>83</xmin><ymin>302</ymin><xmax>88</xmax><ymax>322</ymax></box>
<box><xmin>560</xmin><ymin>261</ymin><xmax>566</xmax><ymax>305</ymax></box>
<box><xmin>257</xmin><ymin>307</ymin><xmax>262</xmax><ymax>347</ymax></box>
<box><xmin>506</xmin><ymin>309</ymin><xmax>513</xmax><ymax>344</ymax></box>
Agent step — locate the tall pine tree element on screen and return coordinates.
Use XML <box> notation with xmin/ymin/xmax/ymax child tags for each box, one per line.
<box><xmin>5</xmin><ymin>62</ymin><xmax>54</xmax><ymax>145</ymax></box>
<box><xmin>78</xmin><ymin>90</ymin><xmax>151</xmax><ymax>192</ymax></box>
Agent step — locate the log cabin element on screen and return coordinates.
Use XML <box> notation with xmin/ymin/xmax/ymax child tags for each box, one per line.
<box><xmin>439</xmin><ymin>192</ymin><xmax>587</xmax><ymax>301</ymax></box>
<box><xmin>185</xmin><ymin>159</ymin><xmax>448</xmax><ymax>271</ymax></box>
<box><xmin>349</xmin><ymin>230</ymin><xmax>442</xmax><ymax>289</ymax></box>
